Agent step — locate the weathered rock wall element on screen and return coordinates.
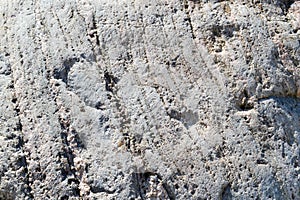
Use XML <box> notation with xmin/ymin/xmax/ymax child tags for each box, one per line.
<box><xmin>0</xmin><ymin>0</ymin><xmax>299</xmax><ymax>199</ymax></box>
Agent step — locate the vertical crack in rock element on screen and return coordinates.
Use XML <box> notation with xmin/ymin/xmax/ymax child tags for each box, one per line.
<box><xmin>76</xmin><ymin>4</ymin><xmax>140</xmax><ymax>158</ymax></box>
<box><xmin>50</xmin><ymin>88</ymin><xmax>87</xmax><ymax>197</ymax></box>
<box><xmin>104</xmin><ymin>71</ymin><xmax>118</xmax><ymax>93</ymax></box>
<box><xmin>89</xmin><ymin>14</ymin><xmax>100</xmax><ymax>47</ymax></box>
<box><xmin>11</xmin><ymin>86</ymin><xmax>34</xmax><ymax>199</ymax></box>
<box><xmin>114</xmin><ymin>97</ymin><xmax>139</xmax><ymax>155</ymax></box>
<box><xmin>57</xmin><ymin>113</ymin><xmax>81</xmax><ymax>197</ymax></box>
<box><xmin>51</xmin><ymin>9</ymin><xmax>69</xmax><ymax>49</ymax></box>
<box><xmin>50</xmin><ymin>78</ymin><xmax>91</xmax><ymax>197</ymax></box>
<box><xmin>80</xmin><ymin>9</ymin><xmax>101</xmax><ymax>66</ymax></box>
<box><xmin>183</xmin><ymin>0</ymin><xmax>196</xmax><ymax>39</ymax></box>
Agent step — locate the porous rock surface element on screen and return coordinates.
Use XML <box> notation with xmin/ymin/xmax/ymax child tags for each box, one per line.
<box><xmin>0</xmin><ymin>0</ymin><xmax>299</xmax><ymax>199</ymax></box>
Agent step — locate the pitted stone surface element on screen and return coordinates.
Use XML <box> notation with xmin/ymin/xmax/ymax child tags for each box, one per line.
<box><xmin>0</xmin><ymin>0</ymin><xmax>299</xmax><ymax>199</ymax></box>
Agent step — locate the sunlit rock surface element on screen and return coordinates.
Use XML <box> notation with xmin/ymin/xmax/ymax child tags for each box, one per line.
<box><xmin>0</xmin><ymin>0</ymin><xmax>299</xmax><ymax>199</ymax></box>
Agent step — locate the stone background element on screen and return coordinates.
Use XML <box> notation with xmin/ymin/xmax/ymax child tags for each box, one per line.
<box><xmin>0</xmin><ymin>0</ymin><xmax>299</xmax><ymax>199</ymax></box>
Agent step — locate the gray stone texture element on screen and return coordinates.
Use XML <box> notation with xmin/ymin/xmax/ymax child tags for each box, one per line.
<box><xmin>0</xmin><ymin>0</ymin><xmax>299</xmax><ymax>199</ymax></box>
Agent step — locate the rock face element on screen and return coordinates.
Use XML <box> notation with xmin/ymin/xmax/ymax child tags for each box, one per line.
<box><xmin>0</xmin><ymin>0</ymin><xmax>299</xmax><ymax>199</ymax></box>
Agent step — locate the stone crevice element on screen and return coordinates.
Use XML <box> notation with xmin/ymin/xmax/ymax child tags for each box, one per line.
<box><xmin>11</xmin><ymin>75</ymin><xmax>34</xmax><ymax>199</ymax></box>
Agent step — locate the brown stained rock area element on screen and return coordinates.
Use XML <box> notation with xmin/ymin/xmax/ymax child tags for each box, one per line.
<box><xmin>0</xmin><ymin>0</ymin><xmax>299</xmax><ymax>199</ymax></box>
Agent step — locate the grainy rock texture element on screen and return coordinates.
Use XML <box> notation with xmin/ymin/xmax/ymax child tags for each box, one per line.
<box><xmin>0</xmin><ymin>0</ymin><xmax>299</xmax><ymax>199</ymax></box>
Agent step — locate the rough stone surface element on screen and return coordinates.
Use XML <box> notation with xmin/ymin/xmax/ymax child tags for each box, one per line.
<box><xmin>0</xmin><ymin>0</ymin><xmax>299</xmax><ymax>199</ymax></box>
